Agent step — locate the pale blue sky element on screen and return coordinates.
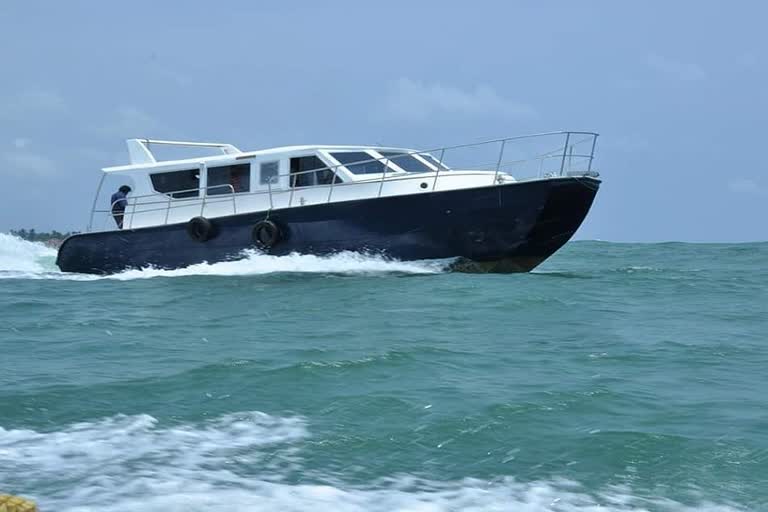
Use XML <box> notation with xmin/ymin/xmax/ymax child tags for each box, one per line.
<box><xmin>1</xmin><ymin>1</ymin><xmax>766</xmax><ymax>241</ymax></box>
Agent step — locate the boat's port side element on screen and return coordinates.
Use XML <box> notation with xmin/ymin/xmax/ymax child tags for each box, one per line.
<box><xmin>86</xmin><ymin>132</ymin><xmax>599</xmax><ymax>233</ymax></box>
<box><xmin>56</xmin><ymin>177</ymin><xmax>600</xmax><ymax>274</ymax></box>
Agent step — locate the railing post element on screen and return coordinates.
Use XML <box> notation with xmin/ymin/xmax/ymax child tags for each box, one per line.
<box><xmin>559</xmin><ymin>132</ymin><xmax>571</xmax><ymax>176</ymax></box>
<box><xmin>164</xmin><ymin>195</ymin><xmax>171</xmax><ymax>225</ymax></box>
<box><xmin>432</xmin><ymin>149</ymin><xmax>445</xmax><ymax>191</ymax></box>
<box><xmin>493</xmin><ymin>139</ymin><xmax>506</xmax><ymax>184</ymax></box>
<box><xmin>378</xmin><ymin>157</ymin><xmax>388</xmax><ymax>198</ymax></box>
<box><xmin>587</xmin><ymin>134</ymin><xmax>598</xmax><ymax>173</ymax></box>
<box><xmin>128</xmin><ymin>197</ymin><xmax>137</xmax><ymax>229</ymax></box>
<box><xmin>288</xmin><ymin>166</ymin><xmax>296</xmax><ymax>207</ymax></box>
<box><xmin>327</xmin><ymin>165</ymin><xmax>338</xmax><ymax>203</ymax></box>
<box><xmin>199</xmin><ymin>162</ymin><xmax>207</xmax><ymax>216</ymax></box>
<box><xmin>87</xmin><ymin>174</ymin><xmax>106</xmax><ymax>233</ymax></box>
<box><xmin>267</xmin><ymin>177</ymin><xmax>274</xmax><ymax>210</ymax></box>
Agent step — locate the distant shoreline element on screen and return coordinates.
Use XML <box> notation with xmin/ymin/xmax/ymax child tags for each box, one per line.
<box><xmin>7</xmin><ymin>230</ymin><xmax>76</xmax><ymax>250</ymax></box>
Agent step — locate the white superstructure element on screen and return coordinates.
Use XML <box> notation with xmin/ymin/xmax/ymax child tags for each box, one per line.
<box><xmin>90</xmin><ymin>132</ymin><xmax>598</xmax><ymax>232</ymax></box>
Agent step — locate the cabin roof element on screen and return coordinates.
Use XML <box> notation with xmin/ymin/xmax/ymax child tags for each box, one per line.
<box><xmin>102</xmin><ymin>140</ymin><xmax>416</xmax><ymax>173</ymax></box>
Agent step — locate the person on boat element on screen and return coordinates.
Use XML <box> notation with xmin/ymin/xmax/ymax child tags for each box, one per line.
<box><xmin>229</xmin><ymin>171</ymin><xmax>242</xmax><ymax>193</ymax></box>
<box><xmin>111</xmin><ymin>185</ymin><xmax>132</xmax><ymax>229</ymax></box>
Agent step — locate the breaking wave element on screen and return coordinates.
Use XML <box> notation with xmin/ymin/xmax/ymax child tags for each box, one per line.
<box><xmin>0</xmin><ymin>232</ymin><xmax>57</xmax><ymax>273</ymax></box>
<box><xmin>0</xmin><ymin>412</ymin><xmax>744</xmax><ymax>512</ymax></box>
<box><xmin>0</xmin><ymin>233</ymin><xmax>447</xmax><ymax>280</ymax></box>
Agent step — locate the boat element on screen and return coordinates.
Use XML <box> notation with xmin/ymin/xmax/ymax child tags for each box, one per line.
<box><xmin>56</xmin><ymin>131</ymin><xmax>601</xmax><ymax>274</ymax></box>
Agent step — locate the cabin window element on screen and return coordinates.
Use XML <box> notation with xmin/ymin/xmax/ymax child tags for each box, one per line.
<box><xmin>331</xmin><ymin>151</ymin><xmax>387</xmax><ymax>175</ymax></box>
<box><xmin>207</xmin><ymin>164</ymin><xmax>250</xmax><ymax>195</ymax></box>
<box><xmin>419</xmin><ymin>153</ymin><xmax>451</xmax><ymax>171</ymax></box>
<box><xmin>150</xmin><ymin>169</ymin><xmax>200</xmax><ymax>198</ymax></box>
<box><xmin>378</xmin><ymin>151</ymin><xmax>433</xmax><ymax>173</ymax></box>
<box><xmin>260</xmin><ymin>161</ymin><xmax>279</xmax><ymax>185</ymax></box>
<box><xmin>290</xmin><ymin>155</ymin><xmax>342</xmax><ymax>187</ymax></box>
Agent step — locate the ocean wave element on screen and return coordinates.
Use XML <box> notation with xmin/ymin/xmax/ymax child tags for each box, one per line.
<box><xmin>295</xmin><ymin>349</ymin><xmax>439</xmax><ymax>370</ymax></box>
<box><xmin>0</xmin><ymin>233</ymin><xmax>57</xmax><ymax>273</ymax></box>
<box><xmin>0</xmin><ymin>412</ymin><xmax>746</xmax><ymax>512</ymax></box>
<box><xmin>0</xmin><ymin>233</ymin><xmax>448</xmax><ymax>280</ymax></box>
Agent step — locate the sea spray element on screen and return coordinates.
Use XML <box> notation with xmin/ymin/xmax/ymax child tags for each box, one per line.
<box><xmin>0</xmin><ymin>233</ymin><xmax>57</xmax><ymax>273</ymax></box>
<box><xmin>0</xmin><ymin>233</ymin><xmax>448</xmax><ymax>280</ymax></box>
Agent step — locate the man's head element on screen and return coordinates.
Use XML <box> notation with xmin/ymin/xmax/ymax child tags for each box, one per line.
<box><xmin>119</xmin><ymin>185</ymin><xmax>132</xmax><ymax>194</ymax></box>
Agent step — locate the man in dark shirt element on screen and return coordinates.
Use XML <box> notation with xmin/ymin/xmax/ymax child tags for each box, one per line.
<box><xmin>111</xmin><ymin>185</ymin><xmax>132</xmax><ymax>229</ymax></box>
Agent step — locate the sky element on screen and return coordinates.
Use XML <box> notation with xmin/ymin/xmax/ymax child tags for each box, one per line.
<box><xmin>0</xmin><ymin>1</ymin><xmax>766</xmax><ymax>242</ymax></box>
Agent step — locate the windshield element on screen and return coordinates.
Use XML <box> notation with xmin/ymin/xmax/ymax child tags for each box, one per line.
<box><xmin>378</xmin><ymin>151</ymin><xmax>433</xmax><ymax>173</ymax></box>
<box><xmin>331</xmin><ymin>151</ymin><xmax>388</xmax><ymax>174</ymax></box>
<box><xmin>418</xmin><ymin>153</ymin><xmax>451</xmax><ymax>171</ymax></box>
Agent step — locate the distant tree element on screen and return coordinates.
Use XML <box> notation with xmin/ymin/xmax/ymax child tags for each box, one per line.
<box><xmin>10</xmin><ymin>229</ymin><xmax>78</xmax><ymax>242</ymax></box>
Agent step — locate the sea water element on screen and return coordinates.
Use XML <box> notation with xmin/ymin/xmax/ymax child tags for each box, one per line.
<box><xmin>0</xmin><ymin>232</ymin><xmax>766</xmax><ymax>511</ymax></box>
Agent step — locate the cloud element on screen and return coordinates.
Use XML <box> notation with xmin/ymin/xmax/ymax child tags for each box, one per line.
<box><xmin>13</xmin><ymin>137</ymin><xmax>31</xmax><ymax>149</ymax></box>
<box><xmin>735</xmin><ymin>53</ymin><xmax>761</xmax><ymax>73</ymax></box>
<box><xmin>153</xmin><ymin>66</ymin><xmax>192</xmax><ymax>87</ymax></box>
<box><xmin>99</xmin><ymin>106</ymin><xmax>163</xmax><ymax>138</ymax></box>
<box><xmin>0</xmin><ymin>89</ymin><xmax>68</xmax><ymax>121</ymax></box>
<box><xmin>728</xmin><ymin>178</ymin><xmax>768</xmax><ymax>198</ymax></box>
<box><xmin>381</xmin><ymin>78</ymin><xmax>537</xmax><ymax>122</ymax></box>
<box><xmin>647</xmin><ymin>54</ymin><xmax>706</xmax><ymax>81</ymax></box>
<box><xmin>2</xmin><ymin>151</ymin><xmax>56</xmax><ymax>176</ymax></box>
<box><xmin>75</xmin><ymin>146</ymin><xmax>129</xmax><ymax>167</ymax></box>
<box><xmin>2</xmin><ymin>138</ymin><xmax>55</xmax><ymax>176</ymax></box>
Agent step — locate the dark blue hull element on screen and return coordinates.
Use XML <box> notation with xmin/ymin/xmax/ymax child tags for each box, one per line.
<box><xmin>56</xmin><ymin>177</ymin><xmax>600</xmax><ymax>274</ymax></box>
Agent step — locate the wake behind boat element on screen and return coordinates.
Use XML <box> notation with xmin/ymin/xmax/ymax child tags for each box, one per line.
<box><xmin>56</xmin><ymin>131</ymin><xmax>601</xmax><ymax>274</ymax></box>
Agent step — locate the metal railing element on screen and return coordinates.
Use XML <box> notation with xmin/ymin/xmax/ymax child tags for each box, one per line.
<box><xmin>88</xmin><ymin>131</ymin><xmax>598</xmax><ymax>232</ymax></box>
<box><xmin>93</xmin><ymin>184</ymin><xmax>236</xmax><ymax>231</ymax></box>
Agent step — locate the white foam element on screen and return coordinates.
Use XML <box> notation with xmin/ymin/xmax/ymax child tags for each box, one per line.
<box><xmin>0</xmin><ymin>232</ymin><xmax>447</xmax><ymax>281</ymax></box>
<box><xmin>0</xmin><ymin>412</ymin><xmax>744</xmax><ymax>512</ymax></box>
<box><xmin>106</xmin><ymin>250</ymin><xmax>448</xmax><ymax>280</ymax></box>
<box><xmin>0</xmin><ymin>232</ymin><xmax>57</xmax><ymax>273</ymax></box>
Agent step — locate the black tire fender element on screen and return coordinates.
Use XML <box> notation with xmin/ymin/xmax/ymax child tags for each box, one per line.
<box><xmin>187</xmin><ymin>216</ymin><xmax>214</xmax><ymax>242</ymax></box>
<box><xmin>252</xmin><ymin>220</ymin><xmax>281</xmax><ymax>249</ymax></box>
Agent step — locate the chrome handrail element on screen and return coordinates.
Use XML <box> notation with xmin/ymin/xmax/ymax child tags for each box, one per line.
<box><xmin>261</xmin><ymin>132</ymin><xmax>598</xmax><ymax>187</ymax></box>
<box><xmin>101</xmin><ymin>184</ymin><xmax>236</xmax><ymax>230</ymax></box>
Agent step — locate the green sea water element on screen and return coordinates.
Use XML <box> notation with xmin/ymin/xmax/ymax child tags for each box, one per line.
<box><xmin>1</xmin><ymin>233</ymin><xmax>766</xmax><ymax>511</ymax></box>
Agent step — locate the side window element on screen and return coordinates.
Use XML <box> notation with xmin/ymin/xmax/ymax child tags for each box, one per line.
<box><xmin>207</xmin><ymin>164</ymin><xmax>251</xmax><ymax>195</ymax></box>
<box><xmin>317</xmin><ymin>167</ymin><xmax>342</xmax><ymax>185</ymax></box>
<box><xmin>260</xmin><ymin>161</ymin><xmax>279</xmax><ymax>185</ymax></box>
<box><xmin>150</xmin><ymin>169</ymin><xmax>200</xmax><ymax>198</ymax></box>
<box><xmin>289</xmin><ymin>155</ymin><xmax>341</xmax><ymax>187</ymax></box>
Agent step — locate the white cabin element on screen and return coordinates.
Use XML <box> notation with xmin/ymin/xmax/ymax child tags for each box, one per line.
<box><xmin>96</xmin><ymin>138</ymin><xmax>518</xmax><ymax>231</ymax></box>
